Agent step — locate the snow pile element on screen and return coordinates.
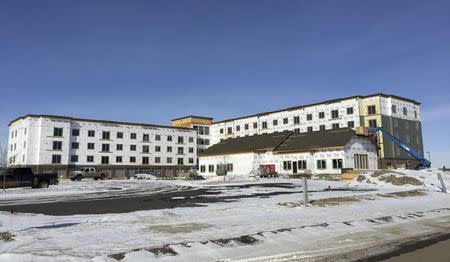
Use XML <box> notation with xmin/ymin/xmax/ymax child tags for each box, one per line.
<box><xmin>201</xmin><ymin>174</ymin><xmax>260</xmax><ymax>184</ymax></box>
<box><xmin>348</xmin><ymin>169</ymin><xmax>449</xmax><ymax>193</ymax></box>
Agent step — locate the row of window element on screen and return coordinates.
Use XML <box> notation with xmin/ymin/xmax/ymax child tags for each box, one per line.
<box><xmin>368</xmin><ymin>105</ymin><xmax>418</xmax><ymax>118</ymax></box>
<box><xmin>193</xmin><ymin>125</ymin><xmax>210</xmax><ymax>135</ymax></box>
<box><xmin>53</xmin><ymin>128</ymin><xmax>194</xmax><ymax>143</ymax></box>
<box><xmin>9</xmin><ymin>141</ymin><xmax>26</xmax><ymax>152</ymax></box>
<box><xmin>52</xmin><ymin>141</ymin><xmax>195</xmax><ymax>154</ymax></box>
<box><xmin>199</xmin><ymin>163</ymin><xmax>234</xmax><ymax>173</ymax></box>
<box><xmin>10</xmin><ymin>128</ymin><xmax>26</xmax><ymax>139</ymax></box>
<box><xmin>52</xmin><ymin>154</ymin><xmax>194</xmax><ymax>165</ymax></box>
<box><xmin>283</xmin><ymin>159</ymin><xmax>343</xmax><ymax>170</ymax></box>
<box><xmin>219</xmin><ymin>110</ymin><xmax>355</xmax><ymax>134</ymax></box>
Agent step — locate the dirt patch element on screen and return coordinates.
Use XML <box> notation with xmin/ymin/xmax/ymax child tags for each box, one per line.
<box><xmin>146</xmin><ymin>245</ymin><xmax>178</xmax><ymax>256</ymax></box>
<box><xmin>150</xmin><ymin>223</ymin><xmax>212</xmax><ymax>233</ymax></box>
<box><xmin>211</xmin><ymin>235</ymin><xmax>259</xmax><ymax>246</ymax></box>
<box><xmin>357</xmin><ymin>175</ymin><xmax>366</xmax><ymax>182</ymax></box>
<box><xmin>0</xmin><ymin>232</ymin><xmax>15</xmax><ymax>242</ymax></box>
<box><xmin>310</xmin><ymin>197</ymin><xmax>360</xmax><ymax>207</ymax></box>
<box><xmin>379</xmin><ymin>175</ymin><xmax>423</xmax><ymax>186</ymax></box>
<box><xmin>379</xmin><ymin>190</ymin><xmax>426</xmax><ymax>198</ymax></box>
<box><xmin>279</xmin><ymin>196</ymin><xmax>360</xmax><ymax>207</ymax></box>
<box><xmin>372</xmin><ymin>170</ymin><xmax>406</xmax><ymax>178</ymax></box>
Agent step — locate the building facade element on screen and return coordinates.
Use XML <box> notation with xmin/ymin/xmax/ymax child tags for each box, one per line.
<box><xmin>198</xmin><ymin>128</ymin><xmax>378</xmax><ymax>177</ymax></box>
<box><xmin>7</xmin><ymin>115</ymin><xmax>198</xmax><ymax>177</ymax></box>
<box><xmin>174</xmin><ymin>93</ymin><xmax>423</xmax><ymax>169</ymax></box>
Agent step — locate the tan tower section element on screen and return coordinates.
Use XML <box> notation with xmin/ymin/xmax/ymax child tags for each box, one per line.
<box><xmin>171</xmin><ymin>116</ymin><xmax>213</xmax><ymax>128</ymax></box>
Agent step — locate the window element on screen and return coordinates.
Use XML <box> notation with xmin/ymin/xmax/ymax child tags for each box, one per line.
<box><xmin>88</xmin><ymin>130</ymin><xmax>95</xmax><ymax>137</ymax></box>
<box><xmin>392</xmin><ymin>105</ymin><xmax>397</xmax><ymax>114</ymax></box>
<box><xmin>414</xmin><ymin>111</ymin><xmax>417</xmax><ymax>119</ymax></box>
<box><xmin>283</xmin><ymin>161</ymin><xmax>292</xmax><ymax>170</ymax></box>
<box><xmin>88</xmin><ymin>143</ymin><xmax>95</xmax><ymax>150</ymax></box>
<box><xmin>155</xmin><ymin>157</ymin><xmax>161</xmax><ymax>163</ymax></box>
<box><xmin>369</xmin><ymin>119</ymin><xmax>377</xmax><ymax>128</ymax></box>
<box><xmin>354</xmin><ymin>154</ymin><xmax>368</xmax><ymax>169</ymax></box>
<box><xmin>227</xmin><ymin>127</ymin><xmax>232</xmax><ymax>134</ymax></box>
<box><xmin>177</xmin><ymin>147</ymin><xmax>184</xmax><ymax>154</ymax></box>
<box><xmin>116</xmin><ymin>156</ymin><xmax>122</xmax><ymax>163</ymax></box>
<box><xmin>72</xmin><ymin>129</ymin><xmax>80</xmax><ymax>136</ymax></box>
<box><xmin>205</xmin><ymin>127</ymin><xmax>210</xmax><ymax>135</ymax></box>
<box><xmin>403</xmin><ymin>107</ymin><xmax>407</xmax><ymax>116</ymax></box>
<box><xmin>143</xmin><ymin>134</ymin><xmax>150</xmax><ymax>142</ymax></box>
<box><xmin>155</xmin><ymin>134</ymin><xmax>161</xmax><ymax>141</ymax></box>
<box><xmin>367</xmin><ymin>105</ymin><xmax>376</xmax><ymax>115</ymax></box>
<box><xmin>177</xmin><ymin>158</ymin><xmax>184</xmax><ymax>165</ymax></box>
<box><xmin>189</xmin><ymin>147</ymin><xmax>194</xmax><ymax>153</ymax></box>
<box><xmin>332</xmin><ymin>159</ymin><xmax>343</xmax><ymax>169</ymax></box>
<box><xmin>307</xmin><ymin>126</ymin><xmax>313</xmax><ymax>132</ymax></box>
<box><xmin>167</xmin><ymin>157</ymin><xmax>172</xmax><ymax>164</ymax></box>
<box><xmin>167</xmin><ymin>146</ymin><xmax>172</xmax><ymax>152</ymax></box>
<box><xmin>167</xmin><ymin>135</ymin><xmax>172</xmax><ymax>141</ymax></box>
<box><xmin>130</xmin><ymin>156</ymin><xmax>136</xmax><ymax>163</ymax></box>
<box><xmin>253</xmin><ymin>122</ymin><xmax>258</xmax><ymax>129</ymax></box>
<box><xmin>101</xmin><ymin>156</ymin><xmax>109</xmax><ymax>164</ymax></box>
<box><xmin>293</xmin><ymin>116</ymin><xmax>300</xmax><ymax>124</ymax></box>
<box><xmin>347</xmin><ymin>121</ymin><xmax>355</xmax><ymax>128</ymax></box>
<box><xmin>220</xmin><ymin>128</ymin><xmax>224</xmax><ymax>134</ymax></box>
<box><xmin>52</xmin><ymin>154</ymin><xmax>61</xmax><ymax>164</ymax></box>
<box><xmin>188</xmin><ymin>136</ymin><xmax>194</xmax><ymax>143</ymax></box>
<box><xmin>331</xmin><ymin>110</ymin><xmax>339</xmax><ymax>119</ymax></box>
<box><xmin>273</xmin><ymin>119</ymin><xmax>278</xmax><ymax>126</ymax></box>
<box><xmin>281</xmin><ymin>118</ymin><xmax>288</xmax><ymax>125</ymax></box>
<box><xmin>320</xmin><ymin>125</ymin><xmax>326</xmax><ymax>131</ymax></box>
<box><xmin>53</xmin><ymin>141</ymin><xmax>62</xmax><ymax>150</ymax></box>
<box><xmin>294</xmin><ymin>128</ymin><xmax>300</xmax><ymax>133</ymax></box>
<box><xmin>332</xmin><ymin>123</ymin><xmax>340</xmax><ymax>129</ymax></box>
<box><xmin>178</xmin><ymin>136</ymin><xmax>184</xmax><ymax>144</ymax></box>
<box><xmin>236</xmin><ymin>125</ymin><xmax>240</xmax><ymax>132</ymax></box>
<box><xmin>142</xmin><ymin>157</ymin><xmax>149</xmax><ymax>165</ymax></box>
<box><xmin>142</xmin><ymin>145</ymin><xmax>149</xmax><ymax>153</ymax></box>
<box><xmin>53</xmin><ymin>127</ymin><xmax>63</xmax><ymax>137</ymax></box>
<box><xmin>244</xmin><ymin>124</ymin><xmax>249</xmax><ymax>130</ymax></box>
<box><xmin>87</xmin><ymin>156</ymin><xmax>94</xmax><ymax>162</ymax></box>
<box><xmin>71</xmin><ymin>142</ymin><xmax>79</xmax><ymax>149</ymax></box>
<box><xmin>117</xmin><ymin>144</ymin><xmax>123</xmax><ymax>151</ymax></box>
<box><xmin>23</xmin><ymin>141</ymin><xmax>26</xmax><ymax>148</ymax></box>
<box><xmin>306</xmin><ymin>114</ymin><xmax>312</xmax><ymax>121</ymax></box>
<box><xmin>347</xmin><ymin>107</ymin><xmax>354</xmax><ymax>115</ymax></box>
<box><xmin>70</xmin><ymin>155</ymin><xmax>78</xmax><ymax>162</ymax></box>
<box><xmin>226</xmin><ymin>163</ymin><xmax>233</xmax><ymax>172</ymax></box>
<box><xmin>101</xmin><ymin>144</ymin><xmax>110</xmax><ymax>152</ymax></box>
<box><xmin>317</xmin><ymin>160</ymin><xmax>326</xmax><ymax>169</ymax></box>
<box><xmin>262</xmin><ymin>122</ymin><xmax>268</xmax><ymax>129</ymax></box>
<box><xmin>319</xmin><ymin>112</ymin><xmax>325</xmax><ymax>119</ymax></box>
<box><xmin>208</xmin><ymin>165</ymin><xmax>214</xmax><ymax>172</ymax></box>
<box><xmin>24</xmin><ymin>128</ymin><xmax>27</xmax><ymax>135</ymax></box>
<box><xmin>117</xmin><ymin>132</ymin><xmax>123</xmax><ymax>139</ymax></box>
<box><xmin>155</xmin><ymin>145</ymin><xmax>161</xmax><ymax>152</ymax></box>
<box><xmin>102</xmin><ymin>131</ymin><xmax>110</xmax><ymax>140</ymax></box>
<box><xmin>205</xmin><ymin>139</ymin><xmax>210</xmax><ymax>145</ymax></box>
<box><xmin>298</xmin><ymin>160</ymin><xmax>307</xmax><ymax>170</ymax></box>
<box><xmin>188</xmin><ymin>158</ymin><xmax>194</xmax><ymax>164</ymax></box>
<box><xmin>200</xmin><ymin>165</ymin><xmax>206</xmax><ymax>172</ymax></box>
<box><xmin>131</xmin><ymin>133</ymin><xmax>137</xmax><ymax>139</ymax></box>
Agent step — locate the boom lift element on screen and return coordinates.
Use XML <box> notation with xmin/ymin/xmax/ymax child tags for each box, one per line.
<box><xmin>370</xmin><ymin>127</ymin><xmax>431</xmax><ymax>170</ymax></box>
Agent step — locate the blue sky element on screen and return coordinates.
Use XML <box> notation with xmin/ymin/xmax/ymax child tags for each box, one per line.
<box><xmin>0</xmin><ymin>0</ymin><xmax>449</xmax><ymax>167</ymax></box>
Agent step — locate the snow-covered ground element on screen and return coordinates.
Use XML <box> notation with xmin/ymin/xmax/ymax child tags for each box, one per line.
<box><xmin>0</xmin><ymin>169</ymin><xmax>449</xmax><ymax>262</ymax></box>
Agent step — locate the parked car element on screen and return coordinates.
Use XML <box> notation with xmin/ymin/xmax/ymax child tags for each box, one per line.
<box><xmin>69</xmin><ymin>167</ymin><xmax>107</xmax><ymax>181</ymax></box>
<box><xmin>134</xmin><ymin>173</ymin><xmax>157</xmax><ymax>180</ymax></box>
<box><xmin>1</xmin><ymin>167</ymin><xmax>58</xmax><ymax>189</ymax></box>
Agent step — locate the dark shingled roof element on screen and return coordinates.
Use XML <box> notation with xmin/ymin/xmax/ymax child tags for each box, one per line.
<box><xmin>200</xmin><ymin>128</ymin><xmax>360</xmax><ymax>156</ymax></box>
<box><xmin>274</xmin><ymin>128</ymin><xmax>356</xmax><ymax>153</ymax></box>
<box><xmin>200</xmin><ymin>131</ymin><xmax>292</xmax><ymax>156</ymax></box>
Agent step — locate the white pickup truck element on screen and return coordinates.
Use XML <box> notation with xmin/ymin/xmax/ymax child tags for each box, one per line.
<box><xmin>69</xmin><ymin>167</ymin><xmax>107</xmax><ymax>181</ymax></box>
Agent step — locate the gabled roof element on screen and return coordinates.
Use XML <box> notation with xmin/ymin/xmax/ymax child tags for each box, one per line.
<box><xmin>200</xmin><ymin>131</ymin><xmax>292</xmax><ymax>156</ymax></box>
<box><xmin>200</xmin><ymin>128</ymin><xmax>362</xmax><ymax>156</ymax></box>
<box><xmin>274</xmin><ymin>128</ymin><xmax>357</xmax><ymax>153</ymax></box>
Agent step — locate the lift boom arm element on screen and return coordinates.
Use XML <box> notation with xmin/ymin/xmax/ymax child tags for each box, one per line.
<box><xmin>370</xmin><ymin>127</ymin><xmax>431</xmax><ymax>170</ymax></box>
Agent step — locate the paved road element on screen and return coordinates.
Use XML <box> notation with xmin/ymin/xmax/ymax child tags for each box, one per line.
<box><xmin>0</xmin><ymin>183</ymin><xmax>299</xmax><ymax>215</ymax></box>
